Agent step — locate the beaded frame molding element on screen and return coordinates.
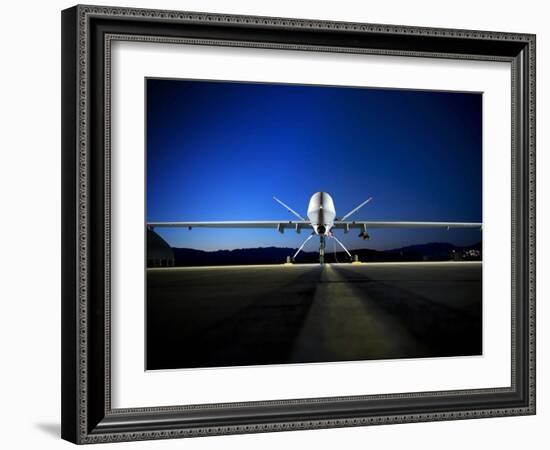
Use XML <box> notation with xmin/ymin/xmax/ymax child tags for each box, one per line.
<box><xmin>61</xmin><ymin>4</ymin><xmax>536</xmax><ymax>444</ymax></box>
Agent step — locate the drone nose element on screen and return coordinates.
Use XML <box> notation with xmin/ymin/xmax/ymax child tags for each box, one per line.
<box><xmin>317</xmin><ymin>225</ymin><xmax>326</xmax><ymax>235</ymax></box>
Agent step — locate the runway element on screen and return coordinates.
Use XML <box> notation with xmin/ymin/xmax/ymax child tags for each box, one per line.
<box><xmin>146</xmin><ymin>262</ymin><xmax>482</xmax><ymax>370</ymax></box>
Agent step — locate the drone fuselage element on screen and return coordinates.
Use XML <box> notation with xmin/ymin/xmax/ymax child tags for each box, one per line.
<box><xmin>307</xmin><ymin>192</ymin><xmax>336</xmax><ymax>236</ymax></box>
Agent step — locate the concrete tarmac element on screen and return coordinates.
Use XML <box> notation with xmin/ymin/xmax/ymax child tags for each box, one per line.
<box><xmin>146</xmin><ymin>262</ymin><xmax>482</xmax><ymax>370</ymax></box>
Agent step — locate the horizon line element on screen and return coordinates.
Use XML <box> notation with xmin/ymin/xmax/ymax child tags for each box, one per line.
<box><xmin>169</xmin><ymin>240</ymin><xmax>482</xmax><ymax>253</ymax></box>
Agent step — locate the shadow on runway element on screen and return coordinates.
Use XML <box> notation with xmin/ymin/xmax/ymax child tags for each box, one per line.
<box><xmin>147</xmin><ymin>267</ymin><xmax>323</xmax><ymax>369</ymax></box>
<box><xmin>332</xmin><ymin>265</ymin><xmax>482</xmax><ymax>358</ymax></box>
<box><xmin>146</xmin><ymin>263</ymin><xmax>482</xmax><ymax>370</ymax></box>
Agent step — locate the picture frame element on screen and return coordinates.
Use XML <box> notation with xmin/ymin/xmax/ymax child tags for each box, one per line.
<box><xmin>61</xmin><ymin>4</ymin><xmax>536</xmax><ymax>444</ymax></box>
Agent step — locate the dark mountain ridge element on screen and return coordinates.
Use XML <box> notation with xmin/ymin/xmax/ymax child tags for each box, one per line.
<box><xmin>170</xmin><ymin>242</ymin><xmax>481</xmax><ymax>266</ymax></box>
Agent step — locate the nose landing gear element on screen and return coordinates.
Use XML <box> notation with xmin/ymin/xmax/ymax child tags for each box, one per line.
<box><xmin>319</xmin><ymin>235</ymin><xmax>326</xmax><ymax>265</ymax></box>
<box><xmin>286</xmin><ymin>230</ymin><xmax>356</xmax><ymax>266</ymax></box>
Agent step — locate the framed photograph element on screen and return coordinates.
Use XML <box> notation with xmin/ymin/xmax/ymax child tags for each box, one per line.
<box><xmin>61</xmin><ymin>5</ymin><xmax>536</xmax><ymax>444</ymax></box>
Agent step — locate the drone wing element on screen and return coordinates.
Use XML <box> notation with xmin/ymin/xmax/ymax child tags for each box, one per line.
<box><xmin>147</xmin><ymin>220</ymin><xmax>312</xmax><ymax>234</ymax></box>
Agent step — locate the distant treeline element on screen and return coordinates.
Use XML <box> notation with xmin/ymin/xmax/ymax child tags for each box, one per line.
<box><xmin>169</xmin><ymin>242</ymin><xmax>482</xmax><ymax>266</ymax></box>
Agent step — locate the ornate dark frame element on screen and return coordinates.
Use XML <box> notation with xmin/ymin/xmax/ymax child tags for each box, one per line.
<box><xmin>61</xmin><ymin>4</ymin><xmax>536</xmax><ymax>444</ymax></box>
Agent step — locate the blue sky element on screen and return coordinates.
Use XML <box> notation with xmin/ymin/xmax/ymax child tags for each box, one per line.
<box><xmin>146</xmin><ymin>78</ymin><xmax>482</xmax><ymax>251</ymax></box>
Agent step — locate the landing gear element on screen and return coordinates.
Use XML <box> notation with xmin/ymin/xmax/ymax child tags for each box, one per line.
<box><xmin>319</xmin><ymin>235</ymin><xmax>326</xmax><ymax>265</ymax></box>
<box><xmin>288</xmin><ymin>232</ymin><xmax>354</xmax><ymax>266</ymax></box>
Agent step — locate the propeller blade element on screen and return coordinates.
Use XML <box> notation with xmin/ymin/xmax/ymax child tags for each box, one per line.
<box><xmin>339</xmin><ymin>197</ymin><xmax>373</xmax><ymax>221</ymax></box>
<box><xmin>330</xmin><ymin>233</ymin><xmax>352</xmax><ymax>258</ymax></box>
<box><xmin>273</xmin><ymin>196</ymin><xmax>306</xmax><ymax>221</ymax></box>
<box><xmin>293</xmin><ymin>232</ymin><xmax>315</xmax><ymax>260</ymax></box>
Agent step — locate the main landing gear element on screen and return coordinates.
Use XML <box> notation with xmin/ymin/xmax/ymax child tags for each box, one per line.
<box><xmin>286</xmin><ymin>232</ymin><xmax>357</xmax><ymax>265</ymax></box>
